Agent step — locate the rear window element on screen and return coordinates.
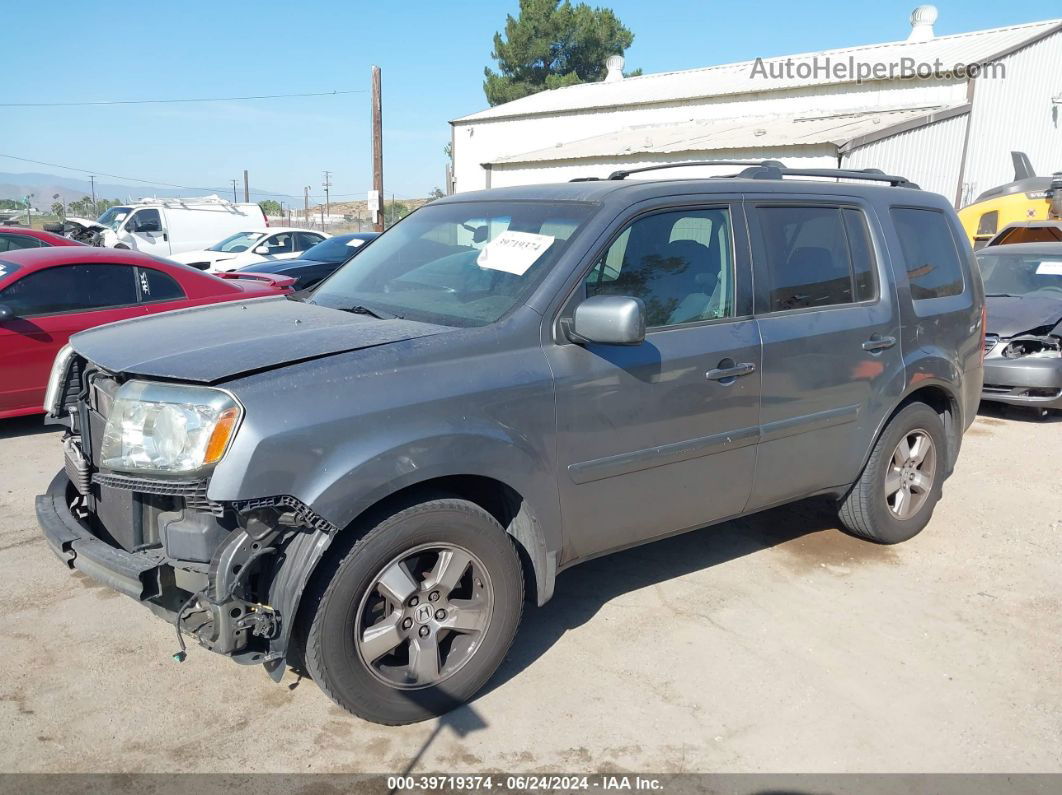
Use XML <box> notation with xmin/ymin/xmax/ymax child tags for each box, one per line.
<box><xmin>891</xmin><ymin>208</ymin><xmax>965</xmax><ymax>300</ymax></box>
<box><xmin>993</xmin><ymin>226</ymin><xmax>1062</xmax><ymax>246</ymax></box>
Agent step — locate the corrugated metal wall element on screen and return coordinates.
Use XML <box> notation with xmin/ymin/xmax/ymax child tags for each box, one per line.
<box><xmin>841</xmin><ymin>113</ymin><xmax>969</xmax><ymax>201</ymax></box>
<box><xmin>489</xmin><ymin>147</ymin><xmax>836</xmax><ymax>188</ymax></box>
<box><xmin>962</xmin><ymin>31</ymin><xmax>1062</xmax><ymax>202</ymax></box>
<box><xmin>454</xmin><ymin>78</ymin><xmax>967</xmax><ymax>192</ymax></box>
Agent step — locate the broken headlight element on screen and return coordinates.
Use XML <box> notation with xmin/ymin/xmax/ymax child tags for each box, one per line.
<box><xmin>1002</xmin><ymin>337</ymin><xmax>1061</xmax><ymax>359</ymax></box>
<box><xmin>100</xmin><ymin>381</ymin><xmax>242</xmax><ymax>475</ymax></box>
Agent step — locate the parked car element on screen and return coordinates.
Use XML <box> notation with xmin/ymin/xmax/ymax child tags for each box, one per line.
<box><xmin>0</xmin><ymin>226</ymin><xmax>85</xmax><ymax>251</ymax></box>
<box><xmin>982</xmin><ymin>220</ymin><xmax>1062</xmax><ymax>248</ymax></box>
<box><xmin>36</xmin><ymin>164</ymin><xmax>984</xmax><ymax>725</ymax></box>
<box><xmin>169</xmin><ymin>228</ymin><xmax>329</xmax><ymax>272</ymax></box>
<box><xmin>61</xmin><ymin>196</ymin><xmax>268</xmax><ymax>256</ymax></box>
<box><xmin>976</xmin><ymin>242</ymin><xmax>1062</xmax><ymax>416</ymax></box>
<box><xmin>0</xmin><ymin>247</ymin><xmax>293</xmax><ymax>419</ymax></box>
<box><xmin>236</xmin><ymin>233</ymin><xmax>378</xmax><ymax>289</ymax></box>
<box><xmin>958</xmin><ymin>151</ymin><xmax>1061</xmax><ymax>249</ymax></box>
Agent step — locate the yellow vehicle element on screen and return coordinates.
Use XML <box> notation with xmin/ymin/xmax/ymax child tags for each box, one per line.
<box><xmin>959</xmin><ymin>152</ymin><xmax>1062</xmax><ymax>249</ymax></box>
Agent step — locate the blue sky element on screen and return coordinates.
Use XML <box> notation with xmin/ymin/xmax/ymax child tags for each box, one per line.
<box><xmin>3</xmin><ymin>0</ymin><xmax>1053</xmax><ymax>203</ymax></box>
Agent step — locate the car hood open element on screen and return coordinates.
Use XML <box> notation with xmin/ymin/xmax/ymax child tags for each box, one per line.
<box><xmin>69</xmin><ymin>297</ymin><xmax>449</xmax><ymax>383</ymax></box>
<box><xmin>985</xmin><ymin>295</ymin><xmax>1062</xmax><ymax>338</ymax></box>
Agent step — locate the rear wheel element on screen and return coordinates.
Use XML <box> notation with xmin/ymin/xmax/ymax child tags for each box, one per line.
<box><xmin>838</xmin><ymin>402</ymin><xmax>946</xmax><ymax>544</ymax></box>
<box><xmin>305</xmin><ymin>498</ymin><xmax>523</xmax><ymax>724</ymax></box>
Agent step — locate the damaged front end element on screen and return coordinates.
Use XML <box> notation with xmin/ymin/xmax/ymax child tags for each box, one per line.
<box><xmin>982</xmin><ymin>322</ymin><xmax>1062</xmax><ymax>409</ymax></box>
<box><xmin>36</xmin><ymin>347</ymin><xmax>335</xmax><ymax>676</ymax></box>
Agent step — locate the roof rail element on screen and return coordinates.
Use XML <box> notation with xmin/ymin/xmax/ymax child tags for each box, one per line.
<box><xmin>737</xmin><ymin>165</ymin><xmax>919</xmax><ymax>188</ymax></box>
<box><xmin>604</xmin><ymin>160</ymin><xmax>786</xmax><ymax>181</ymax></box>
<box><xmin>571</xmin><ymin>160</ymin><xmax>918</xmax><ymax>188</ymax></box>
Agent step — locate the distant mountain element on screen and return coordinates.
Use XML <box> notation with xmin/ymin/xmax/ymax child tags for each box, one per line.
<box><xmin>0</xmin><ymin>171</ymin><xmax>286</xmax><ymax>207</ymax></box>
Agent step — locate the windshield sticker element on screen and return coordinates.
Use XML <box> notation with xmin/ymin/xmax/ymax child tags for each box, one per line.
<box><xmin>1035</xmin><ymin>261</ymin><xmax>1062</xmax><ymax>276</ymax></box>
<box><xmin>346</xmin><ymin>238</ymin><xmax>365</xmax><ymax>247</ymax></box>
<box><xmin>476</xmin><ymin>231</ymin><xmax>555</xmax><ymax>276</ymax></box>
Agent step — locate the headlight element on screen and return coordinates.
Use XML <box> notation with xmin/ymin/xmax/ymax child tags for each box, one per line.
<box><xmin>100</xmin><ymin>381</ymin><xmax>242</xmax><ymax>475</ymax></box>
<box><xmin>43</xmin><ymin>343</ymin><xmax>75</xmax><ymax>415</ymax></box>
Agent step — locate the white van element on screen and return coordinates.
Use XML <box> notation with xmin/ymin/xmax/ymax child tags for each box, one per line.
<box><xmin>64</xmin><ymin>195</ymin><xmax>268</xmax><ymax>257</ymax></box>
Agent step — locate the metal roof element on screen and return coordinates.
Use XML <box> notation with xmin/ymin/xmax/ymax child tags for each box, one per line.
<box><xmin>455</xmin><ymin>19</ymin><xmax>1061</xmax><ymax>123</ymax></box>
<box><xmin>488</xmin><ymin>105</ymin><xmax>970</xmax><ymax>165</ymax></box>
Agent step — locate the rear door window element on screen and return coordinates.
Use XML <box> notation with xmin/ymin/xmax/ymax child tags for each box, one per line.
<box><xmin>755</xmin><ymin>206</ymin><xmax>868</xmax><ymax>311</ymax></box>
<box><xmin>296</xmin><ymin>232</ymin><xmax>325</xmax><ymax>249</ymax></box>
<box><xmin>137</xmin><ymin>267</ymin><xmax>186</xmax><ymax>303</ymax></box>
<box><xmin>0</xmin><ymin>264</ymin><xmax>138</xmax><ymax>316</ymax></box>
<box><xmin>891</xmin><ymin>208</ymin><xmax>965</xmax><ymax>300</ymax></box>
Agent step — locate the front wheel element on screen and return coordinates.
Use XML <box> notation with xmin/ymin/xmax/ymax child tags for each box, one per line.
<box><xmin>838</xmin><ymin>402</ymin><xmax>946</xmax><ymax>544</ymax></box>
<box><xmin>305</xmin><ymin>498</ymin><xmax>524</xmax><ymax>724</ymax></box>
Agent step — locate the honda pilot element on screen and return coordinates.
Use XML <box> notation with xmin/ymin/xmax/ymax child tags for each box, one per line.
<box><xmin>36</xmin><ymin>163</ymin><xmax>984</xmax><ymax>725</ymax></box>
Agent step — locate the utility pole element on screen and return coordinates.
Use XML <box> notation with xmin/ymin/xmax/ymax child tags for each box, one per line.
<box><xmin>304</xmin><ymin>186</ymin><xmax>310</xmax><ymax>228</ymax></box>
<box><xmin>230</xmin><ymin>179</ymin><xmax>238</xmax><ymax>203</ymax></box>
<box><xmin>321</xmin><ymin>170</ymin><xmax>332</xmax><ymax>230</ymax></box>
<box><xmin>89</xmin><ymin>175</ymin><xmax>97</xmax><ymax>216</ymax></box>
<box><xmin>371</xmin><ymin>65</ymin><xmax>383</xmax><ymax>233</ymax></box>
<box><xmin>243</xmin><ymin>170</ymin><xmax>249</xmax><ymax>203</ymax></box>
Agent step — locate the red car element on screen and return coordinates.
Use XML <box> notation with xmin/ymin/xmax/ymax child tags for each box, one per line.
<box><xmin>0</xmin><ymin>247</ymin><xmax>293</xmax><ymax>418</ymax></box>
<box><xmin>0</xmin><ymin>226</ymin><xmax>85</xmax><ymax>251</ymax></box>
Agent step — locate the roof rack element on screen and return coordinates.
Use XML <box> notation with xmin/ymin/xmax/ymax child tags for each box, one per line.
<box><xmin>736</xmin><ymin>165</ymin><xmax>919</xmax><ymax>188</ymax></box>
<box><xmin>603</xmin><ymin>160</ymin><xmax>786</xmax><ymax>180</ymax></box>
<box><xmin>572</xmin><ymin>160</ymin><xmax>919</xmax><ymax>188</ymax></box>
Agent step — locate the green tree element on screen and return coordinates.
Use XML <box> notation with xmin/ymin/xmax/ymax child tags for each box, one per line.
<box><xmin>258</xmin><ymin>199</ymin><xmax>282</xmax><ymax>216</ymax></box>
<box><xmin>384</xmin><ymin>200</ymin><xmax>410</xmax><ymax>228</ymax></box>
<box><xmin>428</xmin><ymin>187</ymin><xmax>445</xmax><ymax>200</ymax></box>
<box><xmin>51</xmin><ymin>201</ymin><xmax>66</xmax><ymax>219</ymax></box>
<box><xmin>483</xmin><ymin>0</ymin><xmax>638</xmax><ymax>107</ymax></box>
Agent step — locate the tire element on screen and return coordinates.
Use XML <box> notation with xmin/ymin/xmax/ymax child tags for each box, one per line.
<box><xmin>304</xmin><ymin>498</ymin><xmax>524</xmax><ymax>724</ymax></box>
<box><xmin>838</xmin><ymin>402</ymin><xmax>946</xmax><ymax>544</ymax></box>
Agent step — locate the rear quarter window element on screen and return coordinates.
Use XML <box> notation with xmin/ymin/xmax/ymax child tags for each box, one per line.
<box><xmin>891</xmin><ymin>208</ymin><xmax>965</xmax><ymax>300</ymax></box>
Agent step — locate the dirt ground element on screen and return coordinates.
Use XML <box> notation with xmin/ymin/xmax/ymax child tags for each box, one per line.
<box><xmin>0</xmin><ymin>405</ymin><xmax>1059</xmax><ymax>774</ymax></box>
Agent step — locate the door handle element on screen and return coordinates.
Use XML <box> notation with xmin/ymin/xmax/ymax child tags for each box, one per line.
<box><xmin>862</xmin><ymin>335</ymin><xmax>896</xmax><ymax>352</ymax></box>
<box><xmin>706</xmin><ymin>362</ymin><xmax>756</xmax><ymax>381</ymax></box>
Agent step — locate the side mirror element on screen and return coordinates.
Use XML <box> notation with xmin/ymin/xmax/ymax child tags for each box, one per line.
<box><xmin>568</xmin><ymin>295</ymin><xmax>645</xmax><ymax>346</ymax></box>
<box><xmin>254</xmin><ymin>245</ymin><xmax>270</xmax><ymax>255</ymax></box>
<box><xmin>0</xmin><ymin>304</ymin><xmax>16</xmax><ymax>322</ymax></box>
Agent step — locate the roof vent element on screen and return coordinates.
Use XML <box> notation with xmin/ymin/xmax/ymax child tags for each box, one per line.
<box><xmin>604</xmin><ymin>54</ymin><xmax>624</xmax><ymax>82</ymax></box>
<box><xmin>907</xmin><ymin>5</ymin><xmax>938</xmax><ymax>42</ymax></box>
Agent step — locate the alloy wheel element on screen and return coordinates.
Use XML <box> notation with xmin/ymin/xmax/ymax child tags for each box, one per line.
<box><xmin>355</xmin><ymin>543</ymin><xmax>494</xmax><ymax>690</ymax></box>
<box><xmin>885</xmin><ymin>428</ymin><xmax>936</xmax><ymax>520</ymax></box>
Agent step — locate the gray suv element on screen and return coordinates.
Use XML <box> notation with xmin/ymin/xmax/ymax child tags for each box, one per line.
<box><xmin>36</xmin><ymin>163</ymin><xmax>984</xmax><ymax>724</ymax></box>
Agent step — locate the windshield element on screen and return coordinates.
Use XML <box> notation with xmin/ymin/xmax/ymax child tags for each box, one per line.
<box><xmin>977</xmin><ymin>252</ymin><xmax>1062</xmax><ymax>298</ymax></box>
<box><xmin>96</xmin><ymin>206</ymin><xmax>132</xmax><ymax>231</ymax></box>
<box><xmin>302</xmin><ymin>235</ymin><xmax>369</xmax><ymax>264</ymax></box>
<box><xmin>311</xmin><ymin>200</ymin><xmax>594</xmax><ymax>327</ymax></box>
<box><xmin>209</xmin><ymin>231</ymin><xmax>265</xmax><ymax>253</ymax></box>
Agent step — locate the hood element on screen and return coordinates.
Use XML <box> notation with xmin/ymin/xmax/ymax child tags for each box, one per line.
<box><xmin>985</xmin><ymin>295</ymin><xmax>1062</xmax><ymax>338</ymax></box>
<box><xmin>69</xmin><ymin>297</ymin><xmax>449</xmax><ymax>383</ymax></box>
<box><xmin>63</xmin><ymin>216</ymin><xmax>105</xmax><ymax>232</ymax></box>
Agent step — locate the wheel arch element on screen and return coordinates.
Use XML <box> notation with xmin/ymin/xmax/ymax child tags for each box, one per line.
<box><xmin>266</xmin><ymin>472</ymin><xmax>555</xmax><ymax>680</ymax></box>
<box><xmin>861</xmin><ymin>380</ymin><xmax>963</xmax><ymax>481</ymax></box>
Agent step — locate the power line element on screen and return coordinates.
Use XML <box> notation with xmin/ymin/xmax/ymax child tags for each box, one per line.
<box><xmin>0</xmin><ymin>89</ymin><xmax>367</xmax><ymax>108</ymax></box>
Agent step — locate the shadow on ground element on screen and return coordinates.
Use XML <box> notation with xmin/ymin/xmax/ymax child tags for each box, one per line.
<box><xmin>482</xmin><ymin>497</ymin><xmax>842</xmax><ymax>697</ymax></box>
<box><xmin>977</xmin><ymin>400</ymin><xmax>1062</xmax><ymax>424</ymax></box>
<box><xmin>0</xmin><ymin>414</ymin><xmax>60</xmax><ymax>440</ymax></box>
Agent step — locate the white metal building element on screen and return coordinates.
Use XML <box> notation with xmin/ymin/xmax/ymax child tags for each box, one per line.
<box><xmin>450</xmin><ymin>7</ymin><xmax>1062</xmax><ymax>206</ymax></box>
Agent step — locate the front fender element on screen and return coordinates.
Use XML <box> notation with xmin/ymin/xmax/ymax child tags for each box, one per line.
<box><xmin>258</xmin><ymin>426</ymin><xmax>561</xmax><ymax>675</ymax></box>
